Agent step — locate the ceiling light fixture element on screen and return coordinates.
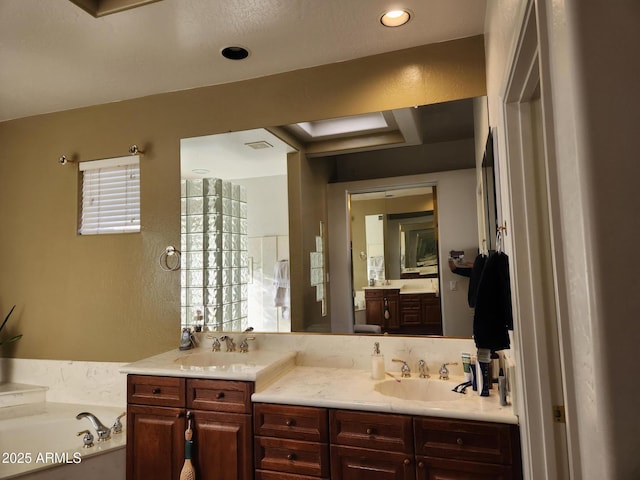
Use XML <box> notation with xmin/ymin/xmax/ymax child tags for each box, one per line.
<box><xmin>380</xmin><ymin>9</ymin><xmax>412</xmax><ymax>27</ymax></box>
<box><xmin>192</xmin><ymin>168</ymin><xmax>210</xmax><ymax>175</ymax></box>
<box><xmin>245</xmin><ymin>141</ymin><xmax>274</xmax><ymax>150</ymax></box>
<box><xmin>221</xmin><ymin>46</ymin><xmax>250</xmax><ymax>60</ymax></box>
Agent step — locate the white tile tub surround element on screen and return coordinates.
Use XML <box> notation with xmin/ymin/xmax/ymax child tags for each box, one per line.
<box><xmin>0</xmin><ymin>358</ymin><xmax>127</xmax><ymax>408</ymax></box>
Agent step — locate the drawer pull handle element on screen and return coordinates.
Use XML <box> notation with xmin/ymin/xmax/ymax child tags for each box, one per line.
<box><xmin>418</xmin><ymin>461</ymin><xmax>425</xmax><ymax>468</ymax></box>
<box><xmin>286</xmin><ymin>453</ymin><xmax>297</xmax><ymax>461</ymax></box>
<box><xmin>456</xmin><ymin>437</ymin><xmax>464</xmax><ymax>446</ymax></box>
<box><xmin>366</xmin><ymin>427</ymin><xmax>375</xmax><ymax>435</ymax></box>
<box><xmin>216</xmin><ymin>392</ymin><xmax>225</xmax><ymax>399</ymax></box>
<box><xmin>152</xmin><ymin>388</ymin><xmax>161</xmax><ymax>394</ymax></box>
<box><xmin>403</xmin><ymin>458</ymin><xmax>411</xmax><ymax>466</ymax></box>
<box><xmin>285</xmin><ymin>419</ymin><xmax>295</xmax><ymax>427</ymax></box>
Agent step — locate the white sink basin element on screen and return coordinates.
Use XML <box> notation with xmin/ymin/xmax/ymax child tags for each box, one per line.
<box><xmin>374</xmin><ymin>378</ymin><xmax>462</xmax><ymax>402</ymax></box>
<box><xmin>174</xmin><ymin>350</ymin><xmax>290</xmax><ymax>368</ymax></box>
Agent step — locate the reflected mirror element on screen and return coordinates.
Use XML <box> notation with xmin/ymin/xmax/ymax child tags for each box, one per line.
<box><xmin>180</xmin><ymin>97</ymin><xmax>483</xmax><ymax>337</ymax></box>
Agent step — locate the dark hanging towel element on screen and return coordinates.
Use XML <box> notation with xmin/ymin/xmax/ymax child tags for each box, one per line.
<box><xmin>473</xmin><ymin>251</ymin><xmax>512</xmax><ymax>351</ymax></box>
<box><xmin>468</xmin><ymin>253</ymin><xmax>487</xmax><ymax>308</ymax></box>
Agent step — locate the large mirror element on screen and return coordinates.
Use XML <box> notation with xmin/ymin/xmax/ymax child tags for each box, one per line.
<box><xmin>180</xmin><ymin>98</ymin><xmax>484</xmax><ymax>337</ymax></box>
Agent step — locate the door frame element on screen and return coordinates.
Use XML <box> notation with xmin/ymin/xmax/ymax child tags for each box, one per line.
<box><xmin>498</xmin><ymin>1</ymin><xmax>575</xmax><ymax>478</ymax></box>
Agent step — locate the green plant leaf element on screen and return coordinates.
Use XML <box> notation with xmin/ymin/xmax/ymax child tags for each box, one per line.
<box><xmin>1</xmin><ymin>305</ymin><xmax>16</xmax><ymax>333</ymax></box>
<box><xmin>0</xmin><ymin>334</ymin><xmax>22</xmax><ymax>346</ymax></box>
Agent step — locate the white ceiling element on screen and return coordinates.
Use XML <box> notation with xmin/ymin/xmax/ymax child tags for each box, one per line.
<box><xmin>0</xmin><ymin>0</ymin><xmax>486</xmax><ymax>122</ymax></box>
<box><xmin>181</xmin><ymin>128</ymin><xmax>294</xmax><ymax>180</ymax></box>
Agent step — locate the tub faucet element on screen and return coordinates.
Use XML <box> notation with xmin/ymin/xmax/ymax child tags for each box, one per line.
<box><xmin>219</xmin><ymin>335</ymin><xmax>236</xmax><ymax>352</ymax></box>
<box><xmin>77</xmin><ymin>412</ymin><xmax>111</xmax><ymax>441</ymax></box>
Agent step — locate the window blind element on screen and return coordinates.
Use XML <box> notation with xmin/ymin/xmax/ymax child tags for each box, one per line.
<box><xmin>79</xmin><ymin>155</ymin><xmax>140</xmax><ymax>235</ymax></box>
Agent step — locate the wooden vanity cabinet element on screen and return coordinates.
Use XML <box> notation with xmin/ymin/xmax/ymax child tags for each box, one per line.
<box><xmin>126</xmin><ymin>375</ymin><xmax>254</xmax><ymax>480</ymax></box>
<box><xmin>254</xmin><ymin>403</ymin><xmax>330</xmax><ymax>480</ymax></box>
<box><xmin>330</xmin><ymin>410</ymin><xmax>414</xmax><ymax>480</ymax></box>
<box><xmin>398</xmin><ymin>292</ymin><xmax>442</xmax><ymax>335</ymax></box>
<box><xmin>365</xmin><ymin>288</ymin><xmax>400</xmax><ymax>331</ymax></box>
<box><xmin>414</xmin><ymin>417</ymin><xmax>522</xmax><ymax>480</ymax></box>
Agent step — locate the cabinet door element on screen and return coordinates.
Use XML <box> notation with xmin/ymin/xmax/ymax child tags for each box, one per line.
<box><xmin>191</xmin><ymin>410</ymin><xmax>253</xmax><ymax>480</ymax></box>
<box><xmin>331</xmin><ymin>445</ymin><xmax>414</xmax><ymax>480</ymax></box>
<box><xmin>421</xmin><ymin>294</ymin><xmax>442</xmax><ymax>334</ymax></box>
<box><xmin>400</xmin><ymin>294</ymin><xmax>422</xmax><ymax>326</ymax></box>
<box><xmin>365</xmin><ymin>290</ymin><xmax>384</xmax><ymax>326</ymax></box>
<box><xmin>416</xmin><ymin>456</ymin><xmax>515</xmax><ymax>480</ymax></box>
<box><xmin>126</xmin><ymin>404</ymin><xmax>185</xmax><ymax>480</ymax></box>
<box><xmin>385</xmin><ymin>292</ymin><xmax>401</xmax><ymax>330</ymax></box>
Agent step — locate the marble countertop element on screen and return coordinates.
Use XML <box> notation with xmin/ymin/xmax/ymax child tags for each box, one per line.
<box><xmin>362</xmin><ymin>285</ymin><xmax>437</xmax><ymax>294</ymax></box>
<box><xmin>120</xmin><ymin>342</ymin><xmax>516</xmax><ymax>425</ymax></box>
<box><xmin>253</xmin><ymin>366</ymin><xmax>517</xmax><ymax>424</ymax></box>
<box><xmin>120</xmin><ymin>347</ymin><xmax>297</xmax><ymax>391</ymax></box>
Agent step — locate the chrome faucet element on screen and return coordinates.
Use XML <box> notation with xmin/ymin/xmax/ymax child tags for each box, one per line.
<box><xmin>219</xmin><ymin>335</ymin><xmax>236</xmax><ymax>352</ymax></box>
<box><xmin>392</xmin><ymin>358</ymin><xmax>411</xmax><ymax>378</ymax></box>
<box><xmin>418</xmin><ymin>359</ymin><xmax>429</xmax><ymax>378</ymax></box>
<box><xmin>76</xmin><ymin>412</ymin><xmax>111</xmax><ymax>441</ymax></box>
<box><xmin>239</xmin><ymin>336</ymin><xmax>255</xmax><ymax>353</ymax></box>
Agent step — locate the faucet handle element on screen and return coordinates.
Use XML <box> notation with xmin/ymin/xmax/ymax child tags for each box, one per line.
<box><xmin>392</xmin><ymin>358</ymin><xmax>411</xmax><ymax>377</ymax></box>
<box><xmin>112</xmin><ymin>412</ymin><xmax>126</xmax><ymax>434</ymax></box>
<box><xmin>439</xmin><ymin>362</ymin><xmax>458</xmax><ymax>380</ymax></box>
<box><xmin>210</xmin><ymin>337</ymin><xmax>221</xmax><ymax>352</ymax></box>
<box><xmin>77</xmin><ymin>430</ymin><xmax>94</xmax><ymax>448</ymax></box>
<box><xmin>239</xmin><ymin>336</ymin><xmax>255</xmax><ymax>353</ymax></box>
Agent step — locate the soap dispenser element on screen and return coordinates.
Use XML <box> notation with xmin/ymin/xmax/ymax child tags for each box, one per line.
<box><xmin>371</xmin><ymin>342</ymin><xmax>385</xmax><ymax>380</ymax></box>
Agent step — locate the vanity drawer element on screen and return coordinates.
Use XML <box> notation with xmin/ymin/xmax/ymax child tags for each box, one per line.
<box><xmin>256</xmin><ymin>471</ymin><xmax>327</xmax><ymax>480</ymax></box>
<box><xmin>254</xmin><ymin>403</ymin><xmax>329</xmax><ymax>442</ymax></box>
<box><xmin>414</xmin><ymin>417</ymin><xmax>517</xmax><ymax>465</ymax></box>
<box><xmin>254</xmin><ymin>437</ymin><xmax>329</xmax><ymax>477</ymax></box>
<box><xmin>127</xmin><ymin>375</ymin><xmax>185</xmax><ymax>407</ymax></box>
<box><xmin>330</xmin><ymin>409</ymin><xmax>413</xmax><ymax>454</ymax></box>
<box><xmin>186</xmin><ymin>378</ymin><xmax>253</xmax><ymax>413</ymax></box>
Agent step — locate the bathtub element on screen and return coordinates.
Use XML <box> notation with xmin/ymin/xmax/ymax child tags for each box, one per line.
<box><xmin>0</xmin><ymin>403</ymin><xmax>126</xmax><ymax>480</ymax></box>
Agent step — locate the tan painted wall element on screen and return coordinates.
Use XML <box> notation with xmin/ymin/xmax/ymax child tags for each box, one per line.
<box><xmin>0</xmin><ymin>36</ymin><xmax>485</xmax><ymax>362</ymax></box>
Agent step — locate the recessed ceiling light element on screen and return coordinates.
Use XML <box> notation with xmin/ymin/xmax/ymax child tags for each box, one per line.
<box><xmin>380</xmin><ymin>9</ymin><xmax>412</xmax><ymax>27</ymax></box>
<box><xmin>221</xmin><ymin>46</ymin><xmax>250</xmax><ymax>60</ymax></box>
<box><xmin>192</xmin><ymin>168</ymin><xmax>210</xmax><ymax>174</ymax></box>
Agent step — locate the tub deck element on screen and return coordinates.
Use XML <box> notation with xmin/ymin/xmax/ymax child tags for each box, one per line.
<box><xmin>0</xmin><ymin>402</ymin><xmax>126</xmax><ymax>479</ymax></box>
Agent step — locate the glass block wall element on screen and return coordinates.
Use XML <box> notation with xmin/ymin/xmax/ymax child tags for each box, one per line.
<box><xmin>181</xmin><ymin>178</ymin><xmax>249</xmax><ymax>331</ymax></box>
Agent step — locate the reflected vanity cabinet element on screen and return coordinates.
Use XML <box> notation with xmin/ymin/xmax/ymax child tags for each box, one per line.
<box><xmin>365</xmin><ymin>289</ymin><xmax>442</xmax><ymax>334</ymax></box>
<box><xmin>364</xmin><ymin>288</ymin><xmax>400</xmax><ymax>330</ymax></box>
<box><xmin>126</xmin><ymin>374</ymin><xmax>254</xmax><ymax>480</ymax></box>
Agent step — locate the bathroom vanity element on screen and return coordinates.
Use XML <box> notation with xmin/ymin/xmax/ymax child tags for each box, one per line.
<box><xmin>365</xmin><ymin>287</ymin><xmax>442</xmax><ymax>335</ymax></box>
<box><xmin>121</xmin><ymin>338</ymin><xmax>521</xmax><ymax>480</ymax></box>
